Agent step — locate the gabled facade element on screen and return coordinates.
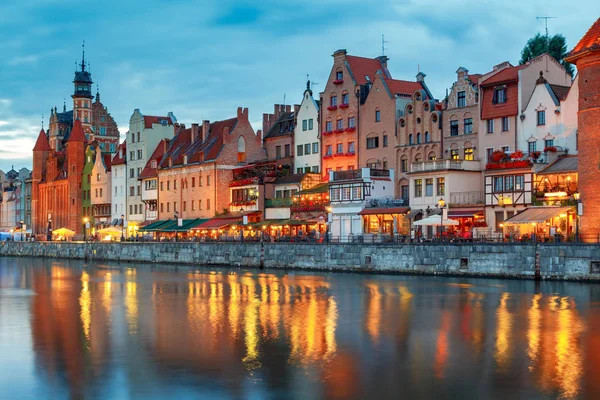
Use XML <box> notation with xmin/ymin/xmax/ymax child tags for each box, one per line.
<box><xmin>396</xmin><ymin>88</ymin><xmax>443</xmax><ymax>202</ymax></box>
<box><xmin>139</xmin><ymin>138</ymin><xmax>168</xmax><ymax>225</ymax></box>
<box><xmin>518</xmin><ymin>73</ymin><xmax>578</xmax><ymax>157</ymax></box>
<box><xmin>320</xmin><ymin>50</ymin><xmax>391</xmax><ymax>178</ymax></box>
<box><xmin>443</xmin><ymin>67</ymin><xmax>481</xmax><ymax>163</ymax></box>
<box><xmin>263</xmin><ymin>104</ymin><xmax>296</xmax><ymax>167</ymax></box>
<box><xmin>126</xmin><ymin>109</ymin><xmax>176</xmax><ymax>228</ymax></box>
<box><xmin>294</xmin><ymin>81</ymin><xmax>320</xmax><ymax>174</ymax></box>
<box><xmin>90</xmin><ymin>150</ymin><xmax>112</xmax><ymax>229</ymax></box>
<box><xmin>111</xmin><ymin>141</ymin><xmax>127</xmax><ymax>225</ymax></box>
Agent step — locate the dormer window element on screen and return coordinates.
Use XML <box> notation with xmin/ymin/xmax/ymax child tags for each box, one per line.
<box><xmin>493</xmin><ymin>87</ymin><xmax>507</xmax><ymax>104</ymax></box>
<box><xmin>183</xmin><ymin>155</ymin><xmax>188</xmax><ymax>164</ymax></box>
<box><xmin>151</xmin><ymin>160</ymin><xmax>157</xmax><ymax>169</ymax></box>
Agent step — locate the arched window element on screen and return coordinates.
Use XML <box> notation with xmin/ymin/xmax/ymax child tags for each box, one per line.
<box><xmin>425</xmin><ymin>131</ymin><xmax>430</xmax><ymax>143</ymax></box>
<box><xmin>399</xmin><ymin>118</ymin><xmax>405</xmax><ymax>128</ymax></box>
<box><xmin>428</xmin><ymin>152</ymin><xmax>436</xmax><ymax>161</ymax></box>
<box><xmin>409</xmin><ymin>134</ymin><xmax>413</xmax><ymax>145</ymax></box>
<box><xmin>417</xmin><ymin>133</ymin><xmax>421</xmax><ymax>144</ymax></box>
<box><xmin>237</xmin><ymin>136</ymin><xmax>246</xmax><ymax>163</ymax></box>
<box><xmin>415</xmin><ymin>153</ymin><xmax>423</xmax><ymax>162</ymax></box>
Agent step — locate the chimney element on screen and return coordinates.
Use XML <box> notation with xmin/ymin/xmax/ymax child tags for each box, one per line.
<box><xmin>257</xmin><ymin>129</ymin><xmax>263</xmax><ymax>141</ymax></box>
<box><xmin>285</xmin><ymin>105</ymin><xmax>291</xmax><ymax>113</ymax></box>
<box><xmin>493</xmin><ymin>61</ymin><xmax>511</xmax><ymax>71</ymax></box>
<box><xmin>237</xmin><ymin>107</ymin><xmax>248</xmax><ymax>121</ymax></box>
<box><xmin>162</xmin><ymin>138</ymin><xmax>169</xmax><ymax>153</ymax></box>
<box><xmin>202</xmin><ymin>120</ymin><xmax>210</xmax><ymax>142</ymax></box>
<box><xmin>293</xmin><ymin>104</ymin><xmax>300</xmax><ymax>115</ymax></box>
<box><xmin>416</xmin><ymin>72</ymin><xmax>426</xmax><ymax>82</ymax></box>
<box><xmin>191</xmin><ymin>123</ymin><xmax>199</xmax><ymax>144</ymax></box>
<box><xmin>263</xmin><ymin>113</ymin><xmax>274</xmax><ymax>135</ymax></box>
<box><xmin>376</xmin><ymin>55</ymin><xmax>389</xmax><ymax>69</ymax></box>
<box><xmin>333</xmin><ymin>49</ymin><xmax>347</xmax><ymax>60</ymax></box>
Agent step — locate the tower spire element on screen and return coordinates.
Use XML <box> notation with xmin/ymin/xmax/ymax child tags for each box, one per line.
<box><xmin>81</xmin><ymin>40</ymin><xmax>86</xmax><ymax>72</ymax></box>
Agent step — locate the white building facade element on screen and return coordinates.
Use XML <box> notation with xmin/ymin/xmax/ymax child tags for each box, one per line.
<box><xmin>294</xmin><ymin>82</ymin><xmax>320</xmax><ymax>174</ymax></box>
<box><xmin>111</xmin><ymin>141</ymin><xmax>127</xmax><ymax>225</ymax></box>
<box><xmin>126</xmin><ymin>109</ymin><xmax>176</xmax><ymax>229</ymax></box>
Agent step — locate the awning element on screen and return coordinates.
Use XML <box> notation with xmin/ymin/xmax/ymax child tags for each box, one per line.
<box><xmin>448</xmin><ymin>208</ymin><xmax>484</xmax><ymax>218</ymax></box>
<box><xmin>406</xmin><ymin>209</ymin><xmax>422</xmax><ymax>219</ymax></box>
<box><xmin>141</xmin><ymin>220</ymin><xmax>172</xmax><ymax>232</ymax></box>
<box><xmin>413</xmin><ymin>215</ymin><xmax>459</xmax><ymax>226</ymax></box>
<box><xmin>297</xmin><ymin>183</ymin><xmax>329</xmax><ymax>195</ymax></box>
<box><xmin>358</xmin><ymin>207</ymin><xmax>410</xmax><ymax>216</ymax></box>
<box><xmin>193</xmin><ymin>217</ymin><xmax>242</xmax><ymax>230</ymax></box>
<box><xmin>160</xmin><ymin>218</ymin><xmax>210</xmax><ymax>232</ymax></box>
<box><xmin>504</xmin><ymin>206</ymin><xmax>573</xmax><ymax>225</ymax></box>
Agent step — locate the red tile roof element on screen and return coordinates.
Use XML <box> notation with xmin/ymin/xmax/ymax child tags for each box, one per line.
<box><xmin>346</xmin><ymin>55</ymin><xmax>388</xmax><ymax>85</ymax></box>
<box><xmin>144</xmin><ymin>115</ymin><xmax>174</xmax><ymax>129</ymax></box>
<box><xmin>67</xmin><ymin>119</ymin><xmax>87</xmax><ymax>143</ymax></box>
<box><xmin>187</xmin><ymin>118</ymin><xmax>238</xmax><ymax>163</ymax></box>
<box><xmin>111</xmin><ymin>141</ymin><xmax>127</xmax><ymax>165</ymax></box>
<box><xmin>139</xmin><ymin>139</ymin><xmax>168</xmax><ymax>180</ymax></box>
<box><xmin>481</xmin><ymin>83</ymin><xmax>519</xmax><ymax>119</ymax></box>
<box><xmin>32</xmin><ymin>128</ymin><xmax>50</xmax><ymax>151</ymax></box>
<box><xmin>102</xmin><ymin>153</ymin><xmax>112</xmax><ymax>172</ymax></box>
<box><xmin>480</xmin><ymin>65</ymin><xmax>524</xmax><ymax>87</ymax></box>
<box><xmin>549</xmin><ymin>84</ymin><xmax>571</xmax><ymax>101</ymax></box>
<box><xmin>384</xmin><ymin>78</ymin><xmax>423</xmax><ymax>96</ymax></box>
<box><xmin>567</xmin><ymin>17</ymin><xmax>600</xmax><ymax>61</ymax></box>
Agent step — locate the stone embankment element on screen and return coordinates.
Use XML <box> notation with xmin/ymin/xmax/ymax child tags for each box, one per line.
<box><xmin>1</xmin><ymin>241</ymin><xmax>600</xmax><ymax>281</ymax></box>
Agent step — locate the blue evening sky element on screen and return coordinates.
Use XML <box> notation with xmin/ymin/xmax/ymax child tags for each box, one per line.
<box><xmin>0</xmin><ymin>0</ymin><xmax>598</xmax><ymax>172</ymax></box>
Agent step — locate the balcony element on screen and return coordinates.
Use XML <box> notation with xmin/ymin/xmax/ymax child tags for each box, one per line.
<box><xmin>411</xmin><ymin>160</ymin><xmax>481</xmax><ymax>173</ymax></box>
<box><xmin>265</xmin><ymin>198</ymin><xmax>294</xmax><ymax>208</ymax></box>
<box><xmin>449</xmin><ymin>191</ymin><xmax>484</xmax><ymax>205</ymax></box>
<box><xmin>332</xmin><ymin>168</ymin><xmax>390</xmax><ymax>182</ymax></box>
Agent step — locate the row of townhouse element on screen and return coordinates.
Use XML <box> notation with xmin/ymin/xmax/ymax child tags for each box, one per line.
<box><xmin>32</xmin><ymin>16</ymin><xmax>600</xmax><ymax>241</ymax></box>
<box><xmin>0</xmin><ymin>167</ymin><xmax>32</xmax><ymax>237</ymax></box>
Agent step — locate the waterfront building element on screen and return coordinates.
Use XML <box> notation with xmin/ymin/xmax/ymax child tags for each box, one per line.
<box><xmin>328</xmin><ymin>168</ymin><xmax>404</xmax><ymax>241</ymax></box>
<box><xmin>0</xmin><ymin>167</ymin><xmax>30</xmax><ymax>234</ymax></box>
<box><xmin>396</xmin><ymin>87</ymin><xmax>442</xmax><ymax>203</ymax></box>
<box><xmin>151</xmin><ymin>108</ymin><xmax>266</xmax><ymax>235</ymax></box>
<box><xmin>139</xmin><ymin>138</ymin><xmax>168</xmax><ymax>228</ymax></box>
<box><xmin>359</xmin><ymin>71</ymin><xmax>424</xmax><ymax>175</ymax></box>
<box><xmin>443</xmin><ymin>67</ymin><xmax>481</xmax><ymax>165</ymax></box>
<box><xmin>565</xmin><ymin>17</ymin><xmax>600</xmax><ymax>242</ymax></box>
<box><xmin>263</xmin><ymin>104</ymin><xmax>296</xmax><ymax>168</ymax></box>
<box><xmin>264</xmin><ymin>173</ymin><xmax>321</xmax><ymax>221</ymax></box>
<box><xmin>110</xmin><ymin>141</ymin><xmax>127</xmax><ymax>227</ymax></box>
<box><xmin>82</xmin><ymin>144</ymin><xmax>96</xmax><ymax>229</ymax></box>
<box><xmin>294</xmin><ymin>81</ymin><xmax>321</xmax><ymax>174</ymax></box>
<box><xmin>517</xmin><ymin>73</ymin><xmax>578</xmax><ymax>158</ymax></box>
<box><xmin>31</xmin><ymin>52</ymin><xmax>119</xmax><ymax>237</ymax></box>
<box><xmin>125</xmin><ymin>109</ymin><xmax>176</xmax><ymax>231</ymax></box>
<box><xmin>90</xmin><ymin>149</ymin><xmax>112</xmax><ymax>231</ymax></box>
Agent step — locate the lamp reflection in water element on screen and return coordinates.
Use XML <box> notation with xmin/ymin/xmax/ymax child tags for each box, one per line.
<box><xmin>495</xmin><ymin>293</ymin><xmax>513</xmax><ymax>372</ymax></box>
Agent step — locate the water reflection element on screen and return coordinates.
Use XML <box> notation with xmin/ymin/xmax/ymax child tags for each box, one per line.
<box><xmin>0</xmin><ymin>257</ymin><xmax>599</xmax><ymax>399</ymax></box>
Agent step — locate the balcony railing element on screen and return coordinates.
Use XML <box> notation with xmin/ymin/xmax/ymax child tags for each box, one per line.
<box><xmin>411</xmin><ymin>160</ymin><xmax>480</xmax><ymax>172</ymax></box>
<box><xmin>265</xmin><ymin>198</ymin><xmax>294</xmax><ymax>208</ymax></box>
<box><xmin>332</xmin><ymin>168</ymin><xmax>390</xmax><ymax>182</ymax></box>
<box><xmin>449</xmin><ymin>191</ymin><xmax>484</xmax><ymax>205</ymax></box>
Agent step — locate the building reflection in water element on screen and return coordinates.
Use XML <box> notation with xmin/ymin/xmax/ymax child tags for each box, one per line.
<box><xmin>11</xmin><ymin>258</ymin><xmax>599</xmax><ymax>399</ymax></box>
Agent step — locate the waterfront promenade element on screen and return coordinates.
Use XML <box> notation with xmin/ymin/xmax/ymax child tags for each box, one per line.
<box><xmin>1</xmin><ymin>241</ymin><xmax>600</xmax><ymax>281</ymax></box>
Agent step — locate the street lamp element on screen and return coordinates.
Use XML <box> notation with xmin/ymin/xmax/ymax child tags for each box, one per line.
<box><xmin>437</xmin><ymin>198</ymin><xmax>445</xmax><ymax>241</ymax></box>
<box><xmin>83</xmin><ymin>217</ymin><xmax>89</xmax><ymax>242</ymax></box>
<box><xmin>326</xmin><ymin>206</ymin><xmax>332</xmax><ymax>243</ymax></box>
<box><xmin>174</xmin><ymin>211</ymin><xmax>179</xmax><ymax>242</ymax></box>
<box><xmin>574</xmin><ymin>192</ymin><xmax>581</xmax><ymax>242</ymax></box>
<box><xmin>240</xmin><ymin>208</ymin><xmax>245</xmax><ymax>242</ymax></box>
<box><xmin>19</xmin><ymin>220</ymin><xmax>24</xmax><ymax>242</ymax></box>
<box><xmin>47</xmin><ymin>216</ymin><xmax>52</xmax><ymax>241</ymax></box>
<box><xmin>120</xmin><ymin>214</ymin><xmax>125</xmax><ymax>242</ymax></box>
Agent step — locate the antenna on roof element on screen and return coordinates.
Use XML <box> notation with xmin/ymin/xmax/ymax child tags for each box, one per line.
<box><xmin>381</xmin><ymin>34</ymin><xmax>389</xmax><ymax>56</ymax></box>
<box><xmin>418</xmin><ymin>64</ymin><xmax>420</xmax><ymax>73</ymax></box>
<box><xmin>536</xmin><ymin>16</ymin><xmax>557</xmax><ymax>53</ymax></box>
<box><xmin>41</xmin><ymin>114</ymin><xmax>44</xmax><ymax>130</ymax></box>
<box><xmin>283</xmin><ymin>93</ymin><xmax>286</xmax><ymax>107</ymax></box>
<box><xmin>81</xmin><ymin>40</ymin><xmax>86</xmax><ymax>72</ymax></box>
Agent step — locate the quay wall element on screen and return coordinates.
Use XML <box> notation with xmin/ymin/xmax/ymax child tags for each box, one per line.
<box><xmin>1</xmin><ymin>241</ymin><xmax>600</xmax><ymax>281</ymax></box>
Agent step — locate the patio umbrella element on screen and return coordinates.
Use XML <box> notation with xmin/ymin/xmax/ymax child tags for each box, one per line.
<box><xmin>52</xmin><ymin>227</ymin><xmax>75</xmax><ymax>236</ymax></box>
<box><xmin>413</xmin><ymin>215</ymin><xmax>459</xmax><ymax>226</ymax></box>
<box><xmin>97</xmin><ymin>226</ymin><xmax>123</xmax><ymax>235</ymax></box>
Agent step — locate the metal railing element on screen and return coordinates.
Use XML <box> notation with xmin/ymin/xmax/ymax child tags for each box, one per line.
<box><xmin>332</xmin><ymin>170</ymin><xmax>362</xmax><ymax>181</ymax></box>
<box><xmin>265</xmin><ymin>198</ymin><xmax>294</xmax><ymax>207</ymax></box>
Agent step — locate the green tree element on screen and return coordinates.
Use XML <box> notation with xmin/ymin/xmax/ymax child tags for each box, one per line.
<box><xmin>519</xmin><ymin>33</ymin><xmax>574</xmax><ymax>76</ymax></box>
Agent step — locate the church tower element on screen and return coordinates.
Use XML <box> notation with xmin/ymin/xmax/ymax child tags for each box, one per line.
<box><xmin>72</xmin><ymin>42</ymin><xmax>94</xmax><ymax>139</ymax></box>
<box><xmin>565</xmin><ymin>17</ymin><xmax>600</xmax><ymax>242</ymax></box>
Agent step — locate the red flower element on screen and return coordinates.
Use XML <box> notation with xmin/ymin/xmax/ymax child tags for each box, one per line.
<box><xmin>327</xmin><ymin>105</ymin><xmax>338</xmax><ymax>111</ymax></box>
<box><xmin>334</xmin><ymin>129</ymin><xmax>344</xmax><ymax>134</ymax></box>
<box><xmin>485</xmin><ymin>160</ymin><xmax>532</xmax><ymax>170</ymax></box>
<box><xmin>333</xmin><ymin>79</ymin><xmax>344</xmax><ymax>85</ymax></box>
<box><xmin>323</xmin><ymin>155</ymin><xmax>333</xmax><ymax>160</ymax></box>
<box><xmin>339</xmin><ymin>103</ymin><xmax>349</xmax><ymax>109</ymax></box>
<box><xmin>544</xmin><ymin>146</ymin><xmax>557</xmax><ymax>153</ymax></box>
<box><xmin>345</xmin><ymin>126</ymin><xmax>356</xmax><ymax>132</ymax></box>
<box><xmin>510</xmin><ymin>150</ymin><xmax>523</xmax><ymax>159</ymax></box>
<box><xmin>322</xmin><ymin>131</ymin><xmax>333</xmax><ymax>136</ymax></box>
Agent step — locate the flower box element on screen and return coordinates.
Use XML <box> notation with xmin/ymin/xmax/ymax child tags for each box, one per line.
<box><xmin>230</xmin><ymin>200</ymin><xmax>257</xmax><ymax>207</ymax></box>
<box><xmin>485</xmin><ymin>160</ymin><xmax>532</xmax><ymax>170</ymax></box>
<box><xmin>323</xmin><ymin>155</ymin><xmax>333</xmax><ymax>160</ymax></box>
<box><xmin>339</xmin><ymin>103</ymin><xmax>349</xmax><ymax>109</ymax></box>
<box><xmin>510</xmin><ymin>150</ymin><xmax>524</xmax><ymax>159</ymax></box>
<box><xmin>334</xmin><ymin>129</ymin><xmax>344</xmax><ymax>134</ymax></box>
<box><xmin>345</xmin><ymin>126</ymin><xmax>356</xmax><ymax>132</ymax></box>
<box><xmin>544</xmin><ymin>146</ymin><xmax>557</xmax><ymax>153</ymax></box>
<box><xmin>334</xmin><ymin>153</ymin><xmax>344</xmax><ymax>157</ymax></box>
<box><xmin>327</xmin><ymin>105</ymin><xmax>338</xmax><ymax>111</ymax></box>
<box><xmin>333</xmin><ymin>79</ymin><xmax>344</xmax><ymax>85</ymax></box>
<box><xmin>322</xmin><ymin>131</ymin><xmax>333</xmax><ymax>136</ymax></box>
<box><xmin>229</xmin><ymin>177</ymin><xmax>258</xmax><ymax>187</ymax></box>
<box><xmin>346</xmin><ymin>152</ymin><xmax>356</xmax><ymax>157</ymax></box>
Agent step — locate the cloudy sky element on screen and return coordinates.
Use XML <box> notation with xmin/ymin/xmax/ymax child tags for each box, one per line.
<box><xmin>0</xmin><ymin>0</ymin><xmax>598</xmax><ymax>172</ymax></box>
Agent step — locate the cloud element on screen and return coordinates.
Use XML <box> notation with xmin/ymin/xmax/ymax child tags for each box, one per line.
<box><xmin>7</xmin><ymin>55</ymin><xmax>39</xmax><ymax>66</ymax></box>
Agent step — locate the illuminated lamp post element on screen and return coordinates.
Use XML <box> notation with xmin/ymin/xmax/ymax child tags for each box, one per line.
<box><xmin>437</xmin><ymin>198</ymin><xmax>445</xmax><ymax>241</ymax></box>
<box><xmin>83</xmin><ymin>217</ymin><xmax>89</xmax><ymax>242</ymax></box>
<box><xmin>574</xmin><ymin>192</ymin><xmax>581</xmax><ymax>242</ymax></box>
<box><xmin>120</xmin><ymin>214</ymin><xmax>125</xmax><ymax>242</ymax></box>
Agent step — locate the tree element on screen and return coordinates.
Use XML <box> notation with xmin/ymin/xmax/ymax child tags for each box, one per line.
<box><xmin>519</xmin><ymin>33</ymin><xmax>574</xmax><ymax>76</ymax></box>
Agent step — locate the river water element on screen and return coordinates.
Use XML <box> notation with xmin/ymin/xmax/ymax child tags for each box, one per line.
<box><xmin>1</xmin><ymin>257</ymin><xmax>600</xmax><ymax>399</ymax></box>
